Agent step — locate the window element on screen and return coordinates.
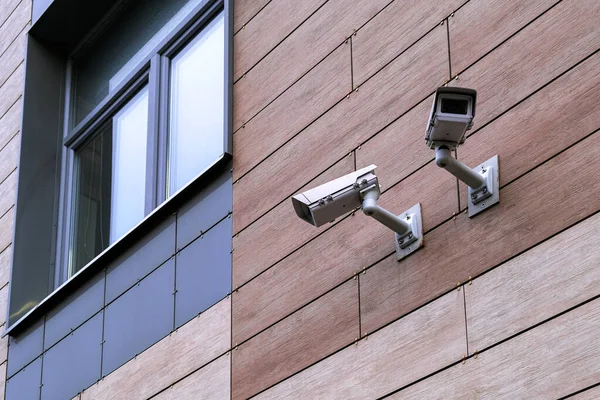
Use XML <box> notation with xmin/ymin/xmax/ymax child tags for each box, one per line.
<box><xmin>6</xmin><ymin>0</ymin><xmax>232</xmax><ymax>332</ymax></box>
<box><xmin>62</xmin><ymin>3</ymin><xmax>227</xmax><ymax>277</ymax></box>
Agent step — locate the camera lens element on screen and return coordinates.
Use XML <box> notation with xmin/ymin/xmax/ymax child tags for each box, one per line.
<box><xmin>441</xmin><ymin>98</ymin><xmax>468</xmax><ymax>114</ymax></box>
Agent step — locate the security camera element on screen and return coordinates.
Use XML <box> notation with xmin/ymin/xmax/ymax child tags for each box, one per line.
<box><xmin>292</xmin><ymin>165</ymin><xmax>423</xmax><ymax>261</ymax></box>
<box><xmin>426</xmin><ymin>86</ymin><xmax>500</xmax><ymax>217</ymax></box>
<box><xmin>425</xmin><ymin>87</ymin><xmax>476</xmax><ymax>150</ymax></box>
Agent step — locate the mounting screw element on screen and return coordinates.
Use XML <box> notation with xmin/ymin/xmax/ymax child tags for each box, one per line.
<box><xmin>398</xmin><ymin>238</ymin><xmax>404</xmax><ymax>244</ymax></box>
<box><xmin>471</xmin><ymin>193</ymin><xmax>477</xmax><ymax>200</ymax></box>
<box><xmin>481</xmin><ymin>202</ymin><xmax>486</xmax><ymax>208</ymax></box>
<box><xmin>408</xmin><ymin>233</ymin><xmax>413</xmax><ymax>240</ymax></box>
<box><xmin>408</xmin><ymin>246</ymin><xmax>412</xmax><ymax>251</ymax></box>
<box><xmin>482</xmin><ymin>187</ymin><xmax>487</xmax><ymax>194</ymax></box>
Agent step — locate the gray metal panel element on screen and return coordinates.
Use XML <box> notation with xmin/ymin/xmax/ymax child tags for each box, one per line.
<box><xmin>44</xmin><ymin>272</ymin><xmax>105</xmax><ymax>350</ymax></box>
<box><xmin>176</xmin><ymin>168</ymin><xmax>232</xmax><ymax>250</ymax></box>
<box><xmin>102</xmin><ymin>259</ymin><xmax>174</xmax><ymax>376</ymax></box>
<box><xmin>7</xmin><ymin>320</ymin><xmax>44</xmax><ymax>379</ymax></box>
<box><xmin>105</xmin><ymin>216</ymin><xmax>175</xmax><ymax>303</ymax></box>
<box><xmin>175</xmin><ymin>218</ymin><xmax>231</xmax><ymax>327</ymax></box>
<box><xmin>6</xmin><ymin>356</ymin><xmax>41</xmax><ymax>400</ymax></box>
<box><xmin>41</xmin><ymin>312</ymin><xmax>103</xmax><ymax>400</ymax></box>
<box><xmin>8</xmin><ymin>36</ymin><xmax>65</xmax><ymax>328</ymax></box>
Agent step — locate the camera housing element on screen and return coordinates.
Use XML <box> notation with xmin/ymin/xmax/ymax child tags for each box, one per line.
<box><xmin>425</xmin><ymin>87</ymin><xmax>476</xmax><ymax>150</ymax></box>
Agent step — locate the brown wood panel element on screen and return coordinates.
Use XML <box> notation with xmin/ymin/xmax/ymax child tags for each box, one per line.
<box><xmin>569</xmin><ymin>385</ymin><xmax>600</xmax><ymax>400</ymax></box>
<box><xmin>234</xmin><ymin>0</ymin><xmax>270</xmax><ymax>32</ymax></box>
<box><xmin>233</xmin><ymin>43</ymin><xmax>351</xmax><ymax>180</ymax></box>
<box><xmin>459</xmin><ymin>50</ymin><xmax>600</xmax><ymax>210</ymax></box>
<box><xmin>0</xmin><ymin>28</ymin><xmax>25</xmax><ymax>88</ymax></box>
<box><xmin>81</xmin><ymin>297</ymin><xmax>231</xmax><ymax>400</ymax></box>
<box><xmin>0</xmin><ymin>0</ymin><xmax>30</xmax><ymax>56</ymax></box>
<box><xmin>254</xmin><ymin>290</ymin><xmax>465</xmax><ymax>399</ymax></box>
<box><xmin>0</xmin><ymin>208</ymin><xmax>13</xmax><ymax>254</ymax></box>
<box><xmin>449</xmin><ymin>0</ymin><xmax>600</xmax><ymax>132</ymax></box>
<box><xmin>233</xmin><ymin>153</ymin><xmax>354</xmax><ymax>287</ymax></box>
<box><xmin>0</xmin><ymin>99</ymin><xmax>21</xmax><ymax>151</ymax></box>
<box><xmin>152</xmin><ymin>354</ymin><xmax>230</xmax><ymax>400</ymax></box>
<box><xmin>232</xmin><ymin>0</ymin><xmax>390</xmax><ymax>131</ymax></box>
<box><xmin>233</xmin><ymin>26</ymin><xmax>448</xmax><ymax>233</ymax></box>
<box><xmin>0</xmin><ymin>64</ymin><xmax>23</xmax><ymax>119</ymax></box>
<box><xmin>0</xmin><ymin>246</ymin><xmax>11</xmax><ymax>289</ymax></box>
<box><xmin>0</xmin><ymin>134</ymin><xmax>19</xmax><ymax>185</ymax></box>
<box><xmin>360</xmin><ymin>131</ymin><xmax>600</xmax><ymax>336</ymax></box>
<box><xmin>353</xmin><ymin>0</ymin><xmax>463</xmax><ymax>86</ymax></box>
<box><xmin>232</xmin><ymin>279</ymin><xmax>358</xmax><ymax>400</ymax></box>
<box><xmin>0</xmin><ymin>327</ymin><xmax>7</xmax><ymax>364</ymax></box>
<box><xmin>233</xmin><ymin>160</ymin><xmax>456</xmax><ymax>345</ymax></box>
<box><xmin>0</xmin><ymin>170</ymin><xmax>16</xmax><ymax>219</ymax></box>
<box><xmin>233</xmin><ymin>0</ymin><xmax>327</xmax><ymax>81</ymax></box>
<box><xmin>466</xmin><ymin>212</ymin><xmax>600</xmax><ymax>353</ymax></box>
<box><xmin>0</xmin><ymin>362</ymin><xmax>5</xmax><ymax>400</ymax></box>
<box><xmin>356</xmin><ymin>97</ymin><xmax>433</xmax><ymax>192</ymax></box>
<box><xmin>0</xmin><ymin>284</ymin><xmax>6</xmax><ymax>327</ymax></box>
<box><xmin>389</xmin><ymin>299</ymin><xmax>600</xmax><ymax>399</ymax></box>
<box><xmin>449</xmin><ymin>0</ymin><xmax>556</xmax><ymax>74</ymax></box>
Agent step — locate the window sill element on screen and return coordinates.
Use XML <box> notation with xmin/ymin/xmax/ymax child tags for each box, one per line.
<box><xmin>4</xmin><ymin>153</ymin><xmax>231</xmax><ymax>337</ymax></box>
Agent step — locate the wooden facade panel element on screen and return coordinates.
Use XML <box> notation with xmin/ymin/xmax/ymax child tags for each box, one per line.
<box><xmin>233</xmin><ymin>153</ymin><xmax>354</xmax><ymax>288</ymax></box>
<box><xmin>233</xmin><ymin>0</ymin><xmax>270</xmax><ymax>32</ymax></box>
<box><xmin>449</xmin><ymin>0</ymin><xmax>557</xmax><ymax>74</ymax></box>
<box><xmin>0</xmin><ymin>332</ymin><xmax>7</xmax><ymax>365</ymax></box>
<box><xmin>81</xmin><ymin>297</ymin><xmax>231</xmax><ymax>400</ymax></box>
<box><xmin>233</xmin><ymin>43</ymin><xmax>351</xmax><ymax>181</ymax></box>
<box><xmin>459</xmin><ymin>50</ymin><xmax>600</xmax><ymax>209</ymax></box>
<box><xmin>0</xmin><ymin>64</ymin><xmax>23</xmax><ymax>121</ymax></box>
<box><xmin>0</xmin><ymin>28</ymin><xmax>25</xmax><ymax>88</ymax></box>
<box><xmin>360</xmin><ymin>131</ymin><xmax>600</xmax><ymax>336</ymax></box>
<box><xmin>233</xmin><ymin>161</ymin><xmax>456</xmax><ymax>345</ymax></box>
<box><xmin>153</xmin><ymin>354</ymin><xmax>230</xmax><ymax>400</ymax></box>
<box><xmin>390</xmin><ymin>299</ymin><xmax>600</xmax><ymax>399</ymax></box>
<box><xmin>450</xmin><ymin>0</ymin><xmax>600</xmax><ymax>132</ymax></box>
<box><xmin>0</xmin><ymin>0</ymin><xmax>21</xmax><ymax>27</ymax></box>
<box><xmin>0</xmin><ymin>99</ymin><xmax>21</xmax><ymax>151</ymax></box>
<box><xmin>0</xmin><ymin>247</ymin><xmax>11</xmax><ymax>290</ymax></box>
<box><xmin>569</xmin><ymin>385</ymin><xmax>600</xmax><ymax>400</ymax></box>
<box><xmin>233</xmin><ymin>0</ymin><xmax>327</xmax><ymax>81</ymax></box>
<box><xmin>255</xmin><ymin>290</ymin><xmax>465</xmax><ymax>399</ymax></box>
<box><xmin>466</xmin><ymin>212</ymin><xmax>600</xmax><ymax>352</ymax></box>
<box><xmin>0</xmin><ymin>0</ymin><xmax>30</xmax><ymax>56</ymax></box>
<box><xmin>353</xmin><ymin>0</ymin><xmax>463</xmax><ymax>85</ymax></box>
<box><xmin>233</xmin><ymin>26</ymin><xmax>448</xmax><ymax>233</ymax></box>
<box><xmin>0</xmin><ymin>170</ymin><xmax>16</xmax><ymax>221</ymax></box>
<box><xmin>0</xmin><ymin>208</ymin><xmax>13</xmax><ymax>253</ymax></box>
<box><xmin>0</xmin><ymin>134</ymin><xmax>19</xmax><ymax>185</ymax></box>
<box><xmin>0</xmin><ymin>284</ymin><xmax>7</xmax><ymax>327</ymax></box>
<box><xmin>232</xmin><ymin>0</ymin><xmax>390</xmax><ymax>131</ymax></box>
<box><xmin>232</xmin><ymin>279</ymin><xmax>359</xmax><ymax>400</ymax></box>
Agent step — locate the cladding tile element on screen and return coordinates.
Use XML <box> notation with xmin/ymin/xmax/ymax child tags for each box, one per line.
<box><xmin>0</xmin><ymin>209</ymin><xmax>14</xmax><ymax>263</ymax></box>
<box><xmin>0</xmin><ymin>134</ymin><xmax>19</xmax><ymax>186</ymax></box>
<box><xmin>449</xmin><ymin>0</ymin><xmax>559</xmax><ymax>74</ymax></box>
<box><xmin>352</xmin><ymin>0</ymin><xmax>463</xmax><ymax>85</ymax></box>
<box><xmin>0</xmin><ymin>246</ymin><xmax>10</xmax><ymax>291</ymax></box>
<box><xmin>232</xmin><ymin>279</ymin><xmax>359</xmax><ymax>399</ymax></box>
<box><xmin>0</xmin><ymin>0</ymin><xmax>30</xmax><ymax>56</ymax></box>
<box><xmin>233</xmin><ymin>0</ymin><xmax>270</xmax><ymax>32</ymax></box>
<box><xmin>0</xmin><ymin>27</ymin><xmax>25</xmax><ymax>89</ymax></box>
<box><xmin>568</xmin><ymin>385</ymin><xmax>600</xmax><ymax>400</ymax></box>
<box><xmin>6</xmin><ymin>356</ymin><xmax>41</xmax><ymax>400</ymax></box>
<box><xmin>0</xmin><ymin>170</ymin><xmax>16</xmax><ymax>221</ymax></box>
<box><xmin>7</xmin><ymin>319</ymin><xmax>43</xmax><ymax>379</ymax></box>
<box><xmin>0</xmin><ymin>98</ymin><xmax>21</xmax><ymax>151</ymax></box>
<box><xmin>232</xmin><ymin>153</ymin><xmax>354</xmax><ymax>287</ymax></box>
<box><xmin>255</xmin><ymin>290</ymin><xmax>466</xmax><ymax>399</ymax></box>
<box><xmin>360</xmin><ymin>131</ymin><xmax>600</xmax><ymax>335</ymax></box>
<box><xmin>233</xmin><ymin>42</ymin><xmax>351</xmax><ymax>180</ymax></box>
<box><xmin>449</xmin><ymin>0</ymin><xmax>600</xmax><ymax>132</ymax></box>
<box><xmin>0</xmin><ymin>0</ymin><xmax>22</xmax><ymax>27</ymax></box>
<box><xmin>234</xmin><ymin>0</ymin><xmax>327</xmax><ymax>81</ymax></box>
<box><xmin>466</xmin><ymin>212</ymin><xmax>600</xmax><ymax>352</ymax></box>
<box><xmin>390</xmin><ymin>299</ymin><xmax>600</xmax><ymax>399</ymax></box>
<box><xmin>81</xmin><ymin>297</ymin><xmax>230</xmax><ymax>400</ymax></box>
<box><xmin>233</xmin><ymin>25</ymin><xmax>448</xmax><ymax>233</ymax></box>
<box><xmin>232</xmin><ymin>0</ymin><xmax>390</xmax><ymax>131</ymax></box>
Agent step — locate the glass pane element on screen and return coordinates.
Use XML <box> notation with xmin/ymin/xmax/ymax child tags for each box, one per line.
<box><xmin>71</xmin><ymin>87</ymin><xmax>149</xmax><ymax>276</ymax></box>
<box><xmin>71</xmin><ymin>0</ymin><xmax>205</xmax><ymax>125</ymax></box>
<box><xmin>168</xmin><ymin>12</ymin><xmax>224</xmax><ymax>196</ymax></box>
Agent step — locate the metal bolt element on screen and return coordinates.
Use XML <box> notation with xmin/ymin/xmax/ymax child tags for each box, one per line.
<box><xmin>408</xmin><ymin>246</ymin><xmax>412</xmax><ymax>251</ymax></box>
<box><xmin>361</xmin><ymin>178</ymin><xmax>367</xmax><ymax>185</ymax></box>
<box><xmin>481</xmin><ymin>202</ymin><xmax>486</xmax><ymax>207</ymax></box>
<box><xmin>471</xmin><ymin>193</ymin><xmax>477</xmax><ymax>200</ymax></box>
<box><xmin>408</xmin><ymin>233</ymin><xmax>413</xmax><ymax>239</ymax></box>
<box><xmin>482</xmin><ymin>187</ymin><xmax>487</xmax><ymax>194</ymax></box>
<box><xmin>327</xmin><ymin>195</ymin><xmax>333</xmax><ymax>202</ymax></box>
<box><xmin>319</xmin><ymin>199</ymin><xmax>325</xmax><ymax>205</ymax></box>
<box><xmin>398</xmin><ymin>238</ymin><xmax>404</xmax><ymax>244</ymax></box>
<box><xmin>406</xmin><ymin>214</ymin><xmax>411</xmax><ymax>220</ymax></box>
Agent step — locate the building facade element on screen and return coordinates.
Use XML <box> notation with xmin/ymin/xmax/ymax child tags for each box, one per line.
<box><xmin>0</xmin><ymin>0</ymin><xmax>599</xmax><ymax>398</ymax></box>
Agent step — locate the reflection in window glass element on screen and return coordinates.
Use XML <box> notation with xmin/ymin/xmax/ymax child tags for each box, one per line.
<box><xmin>168</xmin><ymin>12</ymin><xmax>224</xmax><ymax>196</ymax></box>
<box><xmin>71</xmin><ymin>87</ymin><xmax>149</xmax><ymax>275</ymax></box>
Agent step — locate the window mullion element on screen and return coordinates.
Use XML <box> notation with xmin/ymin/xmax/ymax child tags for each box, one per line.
<box><xmin>156</xmin><ymin>55</ymin><xmax>171</xmax><ymax>206</ymax></box>
<box><xmin>145</xmin><ymin>54</ymin><xmax>162</xmax><ymax>214</ymax></box>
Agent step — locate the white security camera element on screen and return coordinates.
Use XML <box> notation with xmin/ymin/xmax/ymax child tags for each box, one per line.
<box><xmin>425</xmin><ymin>87</ymin><xmax>476</xmax><ymax>150</ymax></box>
<box><xmin>426</xmin><ymin>86</ymin><xmax>500</xmax><ymax>217</ymax></box>
<box><xmin>292</xmin><ymin>165</ymin><xmax>423</xmax><ymax>261</ymax></box>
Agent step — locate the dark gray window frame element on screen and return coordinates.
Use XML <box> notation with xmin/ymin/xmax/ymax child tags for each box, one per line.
<box><xmin>5</xmin><ymin>0</ymin><xmax>233</xmax><ymax>336</ymax></box>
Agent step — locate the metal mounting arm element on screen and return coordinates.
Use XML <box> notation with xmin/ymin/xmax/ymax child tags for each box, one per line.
<box><xmin>435</xmin><ymin>146</ymin><xmax>500</xmax><ymax>217</ymax></box>
<box><xmin>361</xmin><ymin>187</ymin><xmax>424</xmax><ymax>261</ymax></box>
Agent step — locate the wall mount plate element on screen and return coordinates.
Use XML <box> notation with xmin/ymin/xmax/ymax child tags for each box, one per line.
<box><xmin>468</xmin><ymin>155</ymin><xmax>500</xmax><ymax>218</ymax></box>
<box><xmin>394</xmin><ymin>203</ymin><xmax>424</xmax><ymax>261</ymax></box>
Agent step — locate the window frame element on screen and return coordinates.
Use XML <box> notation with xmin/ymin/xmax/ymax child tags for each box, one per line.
<box><xmin>5</xmin><ymin>0</ymin><xmax>233</xmax><ymax>336</ymax></box>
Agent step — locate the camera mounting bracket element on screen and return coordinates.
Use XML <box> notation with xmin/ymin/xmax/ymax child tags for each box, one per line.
<box><xmin>467</xmin><ymin>155</ymin><xmax>500</xmax><ymax>217</ymax></box>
